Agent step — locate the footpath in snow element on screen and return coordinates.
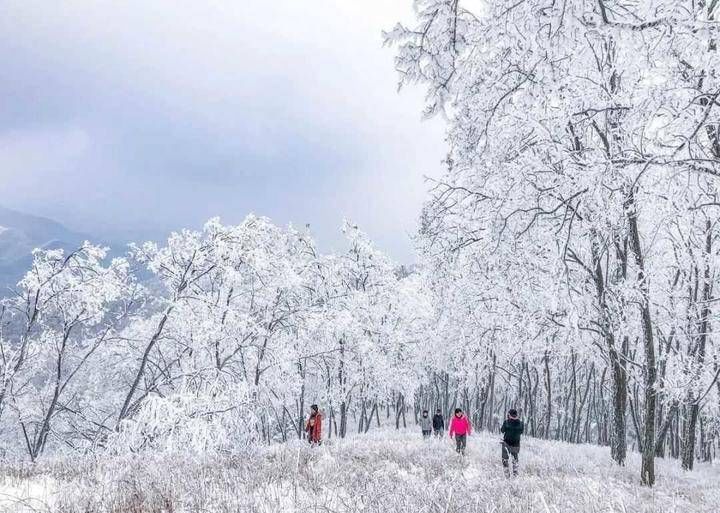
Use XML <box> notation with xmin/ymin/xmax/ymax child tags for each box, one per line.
<box><xmin>0</xmin><ymin>429</ymin><xmax>718</xmax><ymax>513</ymax></box>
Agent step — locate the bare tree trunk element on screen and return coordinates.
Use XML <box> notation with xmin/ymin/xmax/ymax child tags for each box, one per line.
<box><xmin>297</xmin><ymin>361</ymin><xmax>306</xmax><ymax>439</ymax></box>
<box><xmin>486</xmin><ymin>354</ymin><xmax>496</xmax><ymax>431</ymax></box>
<box><xmin>338</xmin><ymin>337</ymin><xmax>348</xmax><ymax>438</ymax></box>
<box><xmin>682</xmin><ymin>219</ymin><xmax>713</xmax><ymax>470</ymax></box>
<box><xmin>609</xmin><ymin>343</ymin><xmax>628</xmax><ymax>464</ymax></box>
<box><xmin>626</xmin><ymin>186</ymin><xmax>657</xmax><ymax>486</ymax></box>
<box><xmin>117</xmin><ymin>305</ymin><xmax>174</xmax><ymax>424</ymax></box>
<box><xmin>592</xmin><ymin>231</ymin><xmax>628</xmax><ymax>464</ymax></box>
<box><xmin>543</xmin><ymin>350</ymin><xmax>552</xmax><ymax>439</ymax></box>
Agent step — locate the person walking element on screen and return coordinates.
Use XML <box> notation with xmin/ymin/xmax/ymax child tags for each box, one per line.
<box><xmin>432</xmin><ymin>408</ymin><xmax>445</xmax><ymax>437</ymax></box>
<box><xmin>500</xmin><ymin>409</ymin><xmax>524</xmax><ymax>477</ymax></box>
<box><xmin>419</xmin><ymin>410</ymin><xmax>432</xmax><ymax>438</ymax></box>
<box><xmin>448</xmin><ymin>408</ymin><xmax>471</xmax><ymax>455</ymax></box>
<box><xmin>305</xmin><ymin>404</ymin><xmax>322</xmax><ymax>445</ymax></box>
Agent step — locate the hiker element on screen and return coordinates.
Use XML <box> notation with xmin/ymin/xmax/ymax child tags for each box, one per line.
<box><xmin>420</xmin><ymin>410</ymin><xmax>432</xmax><ymax>438</ymax></box>
<box><xmin>448</xmin><ymin>408</ymin><xmax>471</xmax><ymax>455</ymax></box>
<box><xmin>500</xmin><ymin>408</ymin><xmax>524</xmax><ymax>477</ymax></box>
<box><xmin>305</xmin><ymin>404</ymin><xmax>322</xmax><ymax>445</ymax></box>
<box><xmin>432</xmin><ymin>408</ymin><xmax>445</xmax><ymax>437</ymax></box>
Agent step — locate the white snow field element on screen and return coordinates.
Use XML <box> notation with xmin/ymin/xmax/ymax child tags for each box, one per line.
<box><xmin>0</xmin><ymin>429</ymin><xmax>717</xmax><ymax>513</ymax></box>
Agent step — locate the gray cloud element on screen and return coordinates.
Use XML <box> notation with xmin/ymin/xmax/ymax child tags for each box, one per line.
<box><xmin>0</xmin><ymin>0</ymin><xmax>445</xmax><ymax>260</ymax></box>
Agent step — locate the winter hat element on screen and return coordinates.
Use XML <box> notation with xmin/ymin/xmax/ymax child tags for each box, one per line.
<box><xmin>454</xmin><ymin>408</ymin><xmax>462</xmax><ymax>414</ymax></box>
<box><xmin>508</xmin><ymin>408</ymin><xmax>519</xmax><ymax>418</ymax></box>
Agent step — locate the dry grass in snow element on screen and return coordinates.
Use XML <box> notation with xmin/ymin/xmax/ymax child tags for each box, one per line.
<box><xmin>0</xmin><ymin>428</ymin><xmax>718</xmax><ymax>512</ymax></box>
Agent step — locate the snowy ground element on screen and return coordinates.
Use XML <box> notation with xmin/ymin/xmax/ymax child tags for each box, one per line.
<box><xmin>1</xmin><ymin>429</ymin><xmax>718</xmax><ymax>512</ymax></box>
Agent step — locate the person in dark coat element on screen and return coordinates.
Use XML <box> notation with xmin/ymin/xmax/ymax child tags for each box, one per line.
<box><xmin>500</xmin><ymin>408</ymin><xmax>524</xmax><ymax>477</ymax></box>
<box><xmin>432</xmin><ymin>409</ymin><xmax>445</xmax><ymax>437</ymax></box>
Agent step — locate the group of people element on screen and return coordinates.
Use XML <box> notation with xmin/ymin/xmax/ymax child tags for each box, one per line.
<box><xmin>304</xmin><ymin>404</ymin><xmax>525</xmax><ymax>478</ymax></box>
<box><xmin>420</xmin><ymin>407</ymin><xmax>525</xmax><ymax>477</ymax></box>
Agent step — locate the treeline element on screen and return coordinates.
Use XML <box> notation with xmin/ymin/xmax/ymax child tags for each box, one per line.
<box><xmin>0</xmin><ymin>218</ymin><xmax>431</xmax><ymax>460</ymax></box>
<box><xmin>386</xmin><ymin>0</ymin><xmax>720</xmax><ymax>486</ymax></box>
<box><xmin>0</xmin><ymin>212</ymin><xmax>717</xmax><ymax>488</ymax></box>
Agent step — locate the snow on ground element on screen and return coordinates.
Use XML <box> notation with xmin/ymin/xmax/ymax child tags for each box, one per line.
<box><xmin>0</xmin><ymin>429</ymin><xmax>717</xmax><ymax>512</ymax></box>
<box><xmin>0</xmin><ymin>474</ymin><xmax>55</xmax><ymax>513</ymax></box>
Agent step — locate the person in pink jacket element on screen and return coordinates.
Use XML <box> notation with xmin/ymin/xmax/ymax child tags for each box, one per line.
<box><xmin>448</xmin><ymin>408</ymin><xmax>472</xmax><ymax>455</ymax></box>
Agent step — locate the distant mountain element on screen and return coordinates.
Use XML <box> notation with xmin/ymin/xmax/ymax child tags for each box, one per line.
<box><xmin>0</xmin><ymin>206</ymin><xmax>92</xmax><ymax>291</ymax></box>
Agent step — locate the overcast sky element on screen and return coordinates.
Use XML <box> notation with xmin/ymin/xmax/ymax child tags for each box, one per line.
<box><xmin>0</xmin><ymin>1</ymin><xmax>446</xmax><ymax>261</ymax></box>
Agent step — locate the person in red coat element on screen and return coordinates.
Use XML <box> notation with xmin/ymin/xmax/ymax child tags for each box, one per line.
<box><xmin>305</xmin><ymin>404</ymin><xmax>322</xmax><ymax>445</ymax></box>
<box><xmin>448</xmin><ymin>408</ymin><xmax>472</xmax><ymax>455</ymax></box>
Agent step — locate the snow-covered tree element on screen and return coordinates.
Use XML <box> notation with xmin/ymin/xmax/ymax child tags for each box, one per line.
<box><xmin>387</xmin><ymin>0</ymin><xmax>720</xmax><ymax>484</ymax></box>
<box><xmin>0</xmin><ymin>244</ymin><xmax>134</xmax><ymax>459</ymax></box>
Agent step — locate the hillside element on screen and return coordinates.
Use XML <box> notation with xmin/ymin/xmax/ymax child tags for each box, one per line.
<box><xmin>0</xmin><ymin>429</ymin><xmax>717</xmax><ymax>513</ymax></box>
<box><xmin>0</xmin><ymin>206</ymin><xmax>90</xmax><ymax>290</ymax></box>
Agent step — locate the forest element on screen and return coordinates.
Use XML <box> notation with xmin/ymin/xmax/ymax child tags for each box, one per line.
<box><xmin>0</xmin><ymin>1</ymin><xmax>719</xmax><ymax>510</ymax></box>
